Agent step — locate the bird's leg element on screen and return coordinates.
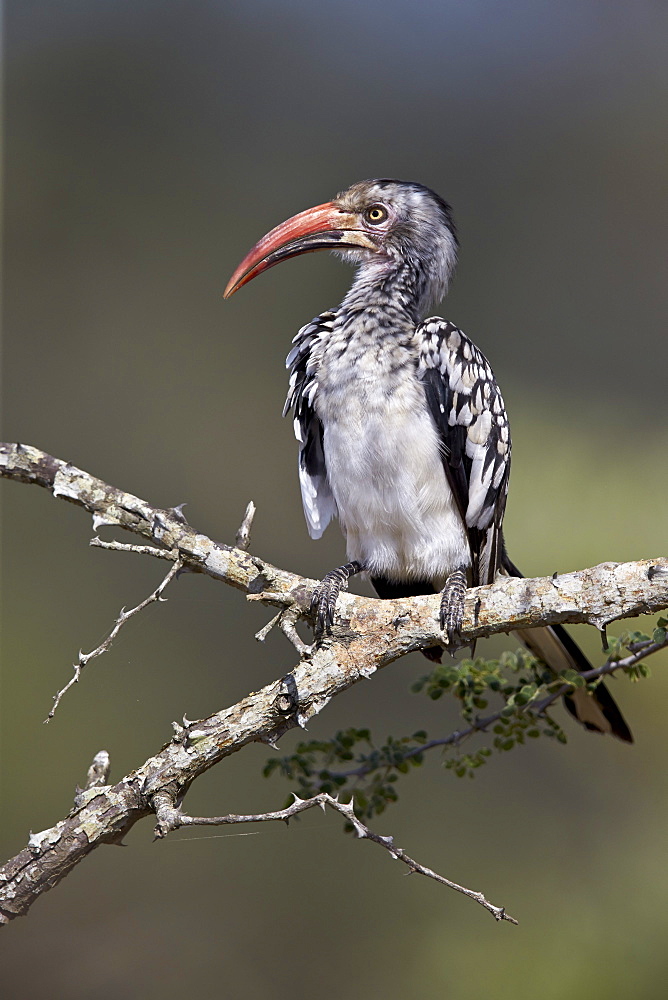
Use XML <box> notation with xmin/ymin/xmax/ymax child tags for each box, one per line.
<box><xmin>311</xmin><ymin>560</ymin><xmax>363</xmax><ymax>640</ymax></box>
<box><xmin>439</xmin><ymin>567</ymin><xmax>468</xmax><ymax>647</ymax></box>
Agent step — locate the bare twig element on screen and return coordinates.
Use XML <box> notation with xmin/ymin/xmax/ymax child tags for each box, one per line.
<box><xmin>255</xmin><ymin>611</ymin><xmax>283</xmax><ymax>642</ymax></box>
<box><xmin>90</xmin><ymin>537</ymin><xmax>178</xmax><ymax>560</ymax></box>
<box><xmin>83</xmin><ymin>751</ymin><xmax>111</xmax><ymax>790</ymax></box>
<box><xmin>235</xmin><ymin>500</ymin><xmax>256</xmax><ymax>551</ymax></box>
<box><xmin>72</xmin><ymin>751</ymin><xmax>112</xmax><ymax>809</ymax></box>
<box><xmin>255</xmin><ymin>602</ymin><xmax>313</xmax><ymax>656</ymax></box>
<box><xmin>46</xmin><ymin>555</ymin><xmax>184</xmax><ymax>721</ymax></box>
<box><xmin>152</xmin><ymin>791</ymin><xmax>517</xmax><ymax>924</ymax></box>
<box><xmin>278</xmin><ymin>604</ymin><xmax>314</xmax><ymax>656</ymax></box>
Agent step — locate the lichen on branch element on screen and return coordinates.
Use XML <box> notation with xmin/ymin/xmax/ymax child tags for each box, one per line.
<box><xmin>1</xmin><ymin>441</ymin><xmax>667</xmax><ymax>926</ymax></box>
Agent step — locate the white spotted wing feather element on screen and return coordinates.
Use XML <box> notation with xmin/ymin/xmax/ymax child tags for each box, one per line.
<box><xmin>417</xmin><ymin>318</ymin><xmax>511</xmax><ymax>585</ymax></box>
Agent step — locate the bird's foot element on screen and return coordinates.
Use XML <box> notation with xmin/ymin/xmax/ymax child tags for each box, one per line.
<box><xmin>439</xmin><ymin>568</ymin><xmax>467</xmax><ymax>648</ymax></box>
<box><xmin>310</xmin><ymin>561</ymin><xmax>363</xmax><ymax>640</ymax></box>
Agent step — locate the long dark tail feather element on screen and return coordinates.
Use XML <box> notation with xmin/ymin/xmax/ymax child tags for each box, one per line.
<box><xmin>501</xmin><ymin>553</ymin><xmax>633</xmax><ymax>743</ymax></box>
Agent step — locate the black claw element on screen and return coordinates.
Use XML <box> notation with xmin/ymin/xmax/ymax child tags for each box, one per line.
<box><xmin>439</xmin><ymin>569</ymin><xmax>467</xmax><ymax>647</ymax></box>
<box><xmin>310</xmin><ymin>561</ymin><xmax>362</xmax><ymax>640</ymax></box>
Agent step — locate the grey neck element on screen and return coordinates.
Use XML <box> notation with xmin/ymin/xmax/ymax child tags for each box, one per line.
<box><xmin>339</xmin><ymin>257</ymin><xmax>428</xmax><ymax>328</ymax></box>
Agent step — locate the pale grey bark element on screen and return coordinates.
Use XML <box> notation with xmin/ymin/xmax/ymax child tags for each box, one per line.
<box><xmin>1</xmin><ymin>442</ymin><xmax>666</xmax><ymax>926</ymax></box>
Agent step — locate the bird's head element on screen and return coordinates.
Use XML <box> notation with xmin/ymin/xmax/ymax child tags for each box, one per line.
<box><xmin>224</xmin><ymin>179</ymin><xmax>458</xmax><ymax>310</ymax></box>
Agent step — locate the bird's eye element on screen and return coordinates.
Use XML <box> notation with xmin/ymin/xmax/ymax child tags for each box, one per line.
<box><xmin>364</xmin><ymin>205</ymin><xmax>388</xmax><ymax>225</ymax></box>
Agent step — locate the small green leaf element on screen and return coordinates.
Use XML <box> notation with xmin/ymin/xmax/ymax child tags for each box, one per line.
<box><xmin>560</xmin><ymin>669</ymin><xmax>585</xmax><ymax>688</ymax></box>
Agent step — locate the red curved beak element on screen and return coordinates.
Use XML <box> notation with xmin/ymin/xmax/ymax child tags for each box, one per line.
<box><xmin>224</xmin><ymin>201</ymin><xmax>377</xmax><ymax>298</ymax></box>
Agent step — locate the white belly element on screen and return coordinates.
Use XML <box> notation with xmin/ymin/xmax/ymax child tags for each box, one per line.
<box><xmin>320</xmin><ymin>380</ymin><xmax>470</xmax><ymax>582</ymax></box>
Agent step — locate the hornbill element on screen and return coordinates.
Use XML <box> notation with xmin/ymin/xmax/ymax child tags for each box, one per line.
<box><xmin>225</xmin><ymin>178</ymin><xmax>631</xmax><ymax>742</ymax></box>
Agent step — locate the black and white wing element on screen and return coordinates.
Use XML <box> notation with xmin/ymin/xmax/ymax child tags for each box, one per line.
<box><xmin>417</xmin><ymin>319</ymin><xmax>633</xmax><ymax>741</ymax></box>
<box><xmin>417</xmin><ymin>318</ymin><xmax>511</xmax><ymax>587</ymax></box>
<box><xmin>284</xmin><ymin>310</ymin><xmax>337</xmax><ymax>539</ymax></box>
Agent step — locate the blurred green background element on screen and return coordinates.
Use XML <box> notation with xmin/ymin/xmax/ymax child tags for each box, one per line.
<box><xmin>2</xmin><ymin>2</ymin><xmax>668</xmax><ymax>997</ymax></box>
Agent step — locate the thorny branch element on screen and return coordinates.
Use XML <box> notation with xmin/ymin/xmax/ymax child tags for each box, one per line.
<box><xmin>89</xmin><ymin>537</ymin><xmax>179</xmax><ymax>561</ymax></box>
<box><xmin>151</xmin><ymin>791</ymin><xmax>518</xmax><ymax>924</ymax></box>
<box><xmin>46</xmin><ymin>553</ymin><xmax>184</xmax><ymax>720</ymax></box>
<box><xmin>1</xmin><ymin>442</ymin><xmax>667</xmax><ymax>926</ymax></box>
<box><xmin>528</xmin><ymin>633</ymin><xmax>668</xmax><ymax>717</ymax></box>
